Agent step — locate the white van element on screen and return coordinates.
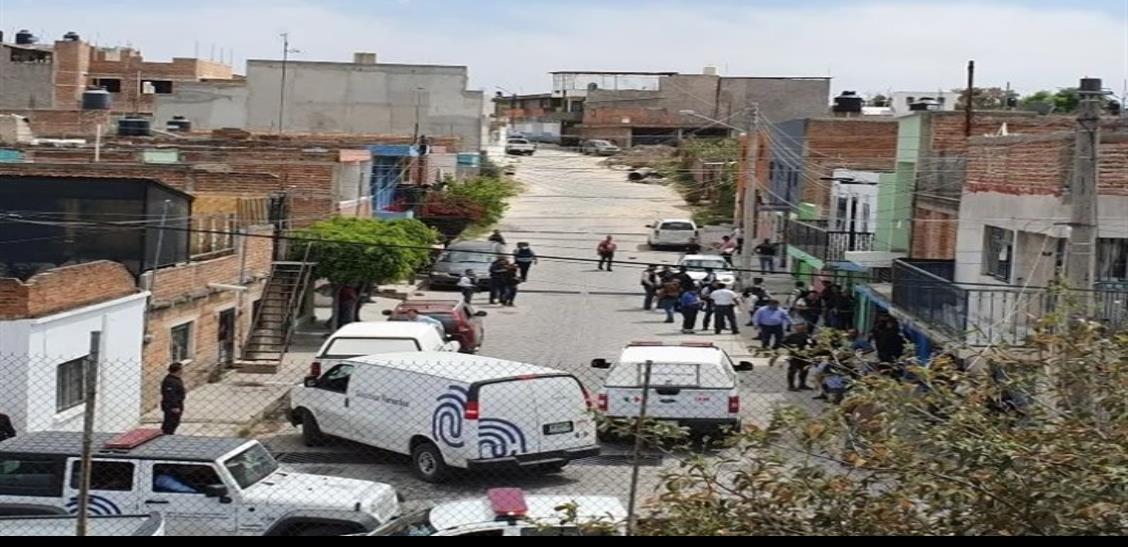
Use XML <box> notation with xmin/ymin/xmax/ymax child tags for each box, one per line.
<box><xmin>592</xmin><ymin>342</ymin><xmax>754</xmax><ymax>437</ymax></box>
<box><xmin>312</xmin><ymin>322</ymin><xmax>459</xmax><ymax>376</ymax></box>
<box><xmin>289</xmin><ymin>353</ymin><xmax>599</xmax><ymax>483</ymax></box>
<box><xmin>647</xmin><ymin>219</ymin><xmax>698</xmax><ymax>250</ymax></box>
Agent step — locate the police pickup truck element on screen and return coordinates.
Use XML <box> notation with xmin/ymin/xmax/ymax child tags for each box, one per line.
<box><xmin>0</xmin><ymin>429</ymin><xmax>399</xmax><ymax>536</ymax></box>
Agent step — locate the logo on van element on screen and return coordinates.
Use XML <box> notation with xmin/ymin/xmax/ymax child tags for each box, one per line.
<box><xmin>478</xmin><ymin>418</ymin><xmax>528</xmax><ymax>458</ymax></box>
<box><xmin>66</xmin><ymin>495</ymin><xmax>122</xmax><ymax>516</ymax></box>
<box><xmin>432</xmin><ymin>386</ymin><xmax>468</xmax><ymax>448</ymax></box>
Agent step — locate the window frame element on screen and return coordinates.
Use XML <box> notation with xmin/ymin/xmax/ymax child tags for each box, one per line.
<box><xmin>983</xmin><ymin>225</ymin><xmax>1015</xmax><ymax>282</ymax></box>
<box><xmin>150</xmin><ymin>463</ymin><xmax>222</xmax><ymax>495</ymax></box>
<box><xmin>1097</xmin><ymin>238</ymin><xmax>1128</xmax><ymax>281</ymax></box>
<box><xmin>69</xmin><ymin>459</ymin><xmax>135</xmax><ymax>492</ymax></box>
<box><xmin>56</xmin><ymin>356</ymin><xmax>88</xmax><ymax>413</ymax></box>
<box><xmin>169</xmin><ymin>321</ymin><xmax>195</xmax><ymax>363</ymax></box>
<box><xmin>0</xmin><ymin>456</ymin><xmax>66</xmax><ymax>497</ymax></box>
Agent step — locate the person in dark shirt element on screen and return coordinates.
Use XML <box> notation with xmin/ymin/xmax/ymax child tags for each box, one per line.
<box><xmin>673</xmin><ymin>267</ymin><xmax>696</xmax><ymax>295</ymax></box>
<box><xmin>488</xmin><ymin>257</ymin><xmax>510</xmax><ymax>305</ymax></box>
<box><xmin>161</xmin><ymin>363</ymin><xmax>187</xmax><ymax>435</ymax></box>
<box><xmin>781</xmin><ymin>323</ymin><xmax>815</xmax><ymax>392</ymax></box>
<box><xmin>0</xmin><ymin>411</ymin><xmax>15</xmax><ymax>441</ymax></box>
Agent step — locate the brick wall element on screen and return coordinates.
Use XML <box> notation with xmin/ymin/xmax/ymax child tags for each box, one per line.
<box><xmin>928</xmin><ymin>112</ymin><xmax>1077</xmax><ymax>153</ymax></box>
<box><xmin>965</xmin><ymin>134</ymin><xmax>1073</xmax><ymax>196</ymax></box>
<box><xmin>141</xmin><ymin>226</ymin><xmax>272</xmax><ymax>410</ymax></box>
<box><xmin>912</xmin><ymin>206</ymin><xmax>959</xmax><ymax>260</ymax></box>
<box><xmin>800</xmin><ymin>118</ymin><xmax>898</xmax><ymax>211</ymax></box>
<box><xmin>0</xmin><ymin>109</ymin><xmax>113</xmax><ymax>138</ymax></box>
<box><xmin>0</xmin><ymin>261</ymin><xmax>138</xmax><ymax>320</ymax></box>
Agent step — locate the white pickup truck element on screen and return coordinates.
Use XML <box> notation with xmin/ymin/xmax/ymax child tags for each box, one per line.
<box><xmin>0</xmin><ymin>512</ymin><xmax>164</xmax><ymax>536</ymax></box>
<box><xmin>505</xmin><ymin>137</ymin><xmax>537</xmax><ymax>156</ymax></box>
<box><xmin>0</xmin><ymin>429</ymin><xmax>399</xmax><ymax>536</ymax></box>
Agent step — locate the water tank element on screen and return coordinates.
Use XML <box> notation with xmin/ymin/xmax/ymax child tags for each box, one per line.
<box><xmin>62</xmin><ymin>31</ymin><xmax>80</xmax><ymax>42</ymax></box>
<box><xmin>15</xmin><ymin>30</ymin><xmax>36</xmax><ymax>45</ymax></box>
<box><xmin>166</xmin><ymin>116</ymin><xmax>192</xmax><ymax>132</ymax></box>
<box><xmin>117</xmin><ymin>117</ymin><xmax>152</xmax><ymax>137</ymax></box>
<box><xmin>81</xmin><ymin>88</ymin><xmax>113</xmax><ymax>110</ymax></box>
<box><xmin>703</xmin><ymin>65</ymin><xmax>718</xmax><ymax>76</ymax></box>
<box><xmin>832</xmin><ymin>91</ymin><xmax>864</xmax><ymax>114</ymax></box>
<box><xmin>909</xmin><ymin>97</ymin><xmax>941</xmax><ymax>112</ymax></box>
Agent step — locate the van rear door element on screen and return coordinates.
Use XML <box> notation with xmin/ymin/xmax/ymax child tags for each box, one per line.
<box><xmin>605</xmin><ymin>362</ymin><xmax>732</xmax><ymax>420</ymax></box>
<box><xmin>528</xmin><ymin>376</ymin><xmax>594</xmax><ymax>453</ymax></box>
<box><xmin>475</xmin><ymin>381</ymin><xmax>539</xmax><ymax>459</ymax></box>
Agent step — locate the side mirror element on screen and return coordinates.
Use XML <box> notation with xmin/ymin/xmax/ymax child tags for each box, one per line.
<box><xmin>382</xmin><ymin>310</ymin><xmax>393</xmax><ymax>316</ymax></box>
<box><xmin>591</xmin><ymin>358</ymin><xmax>611</xmax><ymax>369</ymax></box>
<box><xmin>645</xmin><ymin>224</ymin><xmax>654</xmax><ymax>229</ymax></box>
<box><xmin>203</xmin><ymin>484</ymin><xmax>229</xmax><ymax>499</ymax></box>
<box><xmin>734</xmin><ymin>361</ymin><xmax>755</xmax><ymax>372</ymax></box>
<box><xmin>474</xmin><ymin>311</ymin><xmax>488</xmax><ymax>317</ymax></box>
<box><xmin>304</xmin><ymin>376</ymin><xmax>320</xmax><ymax>388</ymax></box>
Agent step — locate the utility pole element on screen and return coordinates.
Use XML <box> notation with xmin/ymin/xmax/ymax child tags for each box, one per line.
<box><xmin>964</xmin><ymin>60</ymin><xmax>975</xmax><ymax>137</ymax></box>
<box><xmin>278</xmin><ymin>33</ymin><xmax>299</xmax><ymax>136</ymax></box>
<box><xmin>75</xmin><ymin>330</ymin><xmax>102</xmax><ymax>537</ymax></box>
<box><xmin>1064</xmin><ymin>77</ymin><xmax>1103</xmax><ymax>299</ymax></box>
<box><xmin>739</xmin><ymin>106</ymin><xmax>760</xmax><ymax>286</ymax></box>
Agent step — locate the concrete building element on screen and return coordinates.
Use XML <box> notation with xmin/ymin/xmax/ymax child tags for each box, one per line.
<box><xmin>562</xmin><ymin>69</ymin><xmax>831</xmax><ymax>148</ymax></box>
<box><xmin>153</xmin><ymin>80</ymin><xmax>249</xmax><ymax>131</ymax></box>
<box><xmin>0</xmin><ymin>261</ymin><xmax>148</xmax><ymax>433</ymax></box>
<box><xmin>886</xmin><ymin>91</ymin><xmax>963</xmax><ymax>117</ymax></box>
<box><xmin>492</xmin><ymin>93</ymin><xmax>580</xmax><ymax>144</ymax></box>
<box><xmin>243</xmin><ymin>54</ymin><xmax>485</xmax><ymax>151</ymax></box>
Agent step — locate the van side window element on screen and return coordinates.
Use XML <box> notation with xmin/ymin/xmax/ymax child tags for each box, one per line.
<box><xmin>152</xmin><ymin>464</ymin><xmax>221</xmax><ymax>495</ymax></box>
<box><xmin>319</xmin><ymin>364</ymin><xmax>354</xmax><ymax>393</ymax></box>
<box><xmin>69</xmin><ymin>460</ymin><xmax>134</xmax><ymax>491</ymax></box>
<box><xmin>0</xmin><ymin>457</ymin><xmax>64</xmax><ymax>497</ymax></box>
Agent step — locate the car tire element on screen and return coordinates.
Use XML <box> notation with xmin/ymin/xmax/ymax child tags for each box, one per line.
<box><xmin>411</xmin><ymin>441</ymin><xmax>451</xmax><ymax>483</ymax></box>
<box><xmin>301</xmin><ymin>411</ymin><xmax>326</xmax><ymax>447</ymax></box>
<box><xmin>294</xmin><ymin>524</ymin><xmax>357</xmax><ymax>537</ymax></box>
<box><xmin>538</xmin><ymin>462</ymin><xmax>568</xmax><ymax>474</ymax></box>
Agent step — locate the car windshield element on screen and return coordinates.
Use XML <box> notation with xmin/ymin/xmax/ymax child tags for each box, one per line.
<box><xmin>659</xmin><ymin>222</ymin><xmax>695</xmax><ymax>231</ymax></box>
<box><xmin>321</xmin><ymin>337</ymin><xmax>423</xmax><ymax>358</ymax></box>
<box><xmin>223</xmin><ymin>443</ymin><xmax>279</xmax><ymax>489</ymax></box>
<box><xmin>508</xmin><ymin>139</ymin><xmax>529</xmax><ymax>144</ymax></box>
<box><xmin>683</xmin><ymin>259</ymin><xmax>729</xmax><ymax>271</ymax></box>
<box><xmin>440</xmin><ymin>250</ymin><xmax>494</xmax><ymax>263</ymax></box>
<box><xmin>371</xmin><ymin>508</ymin><xmax>438</xmax><ymax>536</ymax></box>
<box><xmin>592</xmin><ymin>140</ymin><xmax>612</xmax><ymax>146</ymax></box>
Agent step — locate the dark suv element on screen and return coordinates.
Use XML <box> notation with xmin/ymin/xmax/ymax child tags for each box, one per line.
<box><xmin>384</xmin><ymin>300</ymin><xmax>487</xmax><ymax>353</ymax></box>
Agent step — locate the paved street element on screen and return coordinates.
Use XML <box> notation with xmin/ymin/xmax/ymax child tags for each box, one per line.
<box><xmin>267</xmin><ymin>148</ymin><xmax>811</xmax><ymax>510</ymax></box>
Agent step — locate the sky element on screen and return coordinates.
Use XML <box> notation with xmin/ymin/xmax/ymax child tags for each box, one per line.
<box><xmin>2</xmin><ymin>0</ymin><xmax>1126</xmax><ymax>97</ymax></box>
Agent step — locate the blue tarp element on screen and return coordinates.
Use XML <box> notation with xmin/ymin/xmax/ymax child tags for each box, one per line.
<box><xmin>369</xmin><ymin>144</ymin><xmax>418</xmax><ymax>158</ymax></box>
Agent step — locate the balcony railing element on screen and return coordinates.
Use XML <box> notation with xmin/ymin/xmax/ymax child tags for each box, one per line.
<box><xmin>788</xmin><ymin>219</ymin><xmax>875</xmax><ymax>263</ymax></box>
<box><xmin>893</xmin><ymin>259</ymin><xmax>1128</xmax><ymax>346</ymax></box>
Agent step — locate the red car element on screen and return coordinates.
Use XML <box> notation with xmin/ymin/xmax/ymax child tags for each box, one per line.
<box><xmin>384</xmin><ymin>300</ymin><xmax>487</xmax><ymax>353</ymax></box>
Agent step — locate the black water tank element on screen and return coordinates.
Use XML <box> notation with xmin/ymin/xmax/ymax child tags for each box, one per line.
<box><xmin>118</xmin><ymin>117</ymin><xmax>152</xmax><ymax>137</ymax></box>
<box><xmin>833</xmin><ymin>91</ymin><xmax>864</xmax><ymax>114</ymax></box>
<box><xmin>166</xmin><ymin>116</ymin><xmax>192</xmax><ymax>132</ymax></box>
<box><xmin>82</xmin><ymin>88</ymin><xmax>112</xmax><ymax>110</ymax></box>
<box><xmin>15</xmin><ymin>30</ymin><xmax>35</xmax><ymax>45</ymax></box>
<box><xmin>62</xmin><ymin>31</ymin><xmax>80</xmax><ymax>42</ymax></box>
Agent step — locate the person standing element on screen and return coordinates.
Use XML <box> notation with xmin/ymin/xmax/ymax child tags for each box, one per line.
<box><xmin>781</xmin><ymin>324</ymin><xmax>815</xmax><ymax>392</ymax></box>
<box><xmin>488</xmin><ymin>230</ymin><xmax>507</xmax><ymax>245</ymax></box>
<box><xmin>457</xmin><ymin>269</ymin><xmax>477</xmax><ymax>304</ymax></box>
<box><xmin>686</xmin><ymin>237</ymin><xmax>702</xmax><ymax>255</ymax></box>
<box><xmin>733</xmin><ymin>227</ymin><xmax>745</xmax><ymax>254</ymax></box>
<box><xmin>708</xmin><ymin>283</ymin><xmax>741</xmax><ymax>335</ymax></box>
<box><xmin>873</xmin><ymin>317</ymin><xmax>906</xmax><ymax>364</ymax></box>
<box><xmin>501</xmin><ymin>263</ymin><xmax>521</xmax><ymax>306</ymax></box>
<box><xmin>641</xmin><ymin>265</ymin><xmax>659</xmax><ymax>310</ymax></box>
<box><xmin>488</xmin><ymin>257</ymin><xmax>509</xmax><ymax>304</ymax></box>
<box><xmin>596</xmin><ymin>236</ymin><xmax>618</xmax><ymax>271</ymax></box>
<box><xmin>719</xmin><ymin>235</ymin><xmax>739</xmax><ymax>266</ymax></box>
<box><xmin>336</xmin><ymin>285</ymin><xmax>358</xmax><ymax>328</ymax></box>
<box><xmin>673</xmin><ymin>266</ymin><xmax>696</xmax><ymax>295</ymax></box>
<box><xmin>658</xmin><ymin>277</ymin><xmax>681</xmax><ymax>324</ymax></box>
<box><xmin>700</xmin><ymin>281</ymin><xmax>718</xmax><ymax>330</ymax></box>
<box><xmin>658</xmin><ymin>265</ymin><xmax>674</xmax><ymax>283</ymax></box>
<box><xmin>679</xmin><ymin>288</ymin><xmax>702</xmax><ymax>334</ymax></box>
<box><xmin>513</xmin><ymin>242</ymin><xmax>537</xmax><ymax>282</ymax></box>
<box><xmin>786</xmin><ymin>281</ymin><xmax>808</xmax><ymax>309</ymax></box>
<box><xmin>700</xmin><ymin>268</ymin><xmax>718</xmax><ymax>289</ymax></box>
<box><xmin>752</xmin><ymin>300</ymin><xmax>791</xmax><ymax>349</ymax></box>
<box><xmin>754</xmin><ymin>239</ymin><xmax>777</xmax><ymax>273</ymax></box>
<box><xmin>0</xmin><ymin>411</ymin><xmax>15</xmax><ymax>442</ymax></box>
<box><xmin>160</xmin><ymin>363</ymin><xmax>186</xmax><ymax>435</ymax></box>
<box><xmin>835</xmin><ymin>288</ymin><xmax>856</xmax><ymax>330</ymax></box>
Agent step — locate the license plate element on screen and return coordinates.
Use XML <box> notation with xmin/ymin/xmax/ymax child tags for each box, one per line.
<box><xmin>544</xmin><ymin>421</ymin><xmax>574</xmax><ymax>435</ymax></box>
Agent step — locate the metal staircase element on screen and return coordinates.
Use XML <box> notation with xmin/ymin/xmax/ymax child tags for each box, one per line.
<box><xmin>238</xmin><ymin>246</ymin><xmax>315</xmax><ymax>373</ymax></box>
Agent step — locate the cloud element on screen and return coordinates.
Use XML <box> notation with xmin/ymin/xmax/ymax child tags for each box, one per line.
<box><xmin>2</xmin><ymin>0</ymin><xmax>1123</xmax><ymax>96</ymax></box>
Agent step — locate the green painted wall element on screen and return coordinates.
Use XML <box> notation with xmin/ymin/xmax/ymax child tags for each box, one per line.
<box><xmin>875</xmin><ymin>171</ymin><xmax>911</xmax><ymax>252</ymax></box>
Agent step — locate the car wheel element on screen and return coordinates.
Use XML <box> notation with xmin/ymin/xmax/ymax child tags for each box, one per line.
<box><xmin>301</xmin><ymin>411</ymin><xmax>325</xmax><ymax>447</ymax></box>
<box><xmin>411</xmin><ymin>441</ymin><xmax>451</xmax><ymax>483</ymax></box>
<box><xmin>293</xmin><ymin>524</ymin><xmax>357</xmax><ymax>536</ymax></box>
<box><xmin>538</xmin><ymin>462</ymin><xmax>567</xmax><ymax>474</ymax></box>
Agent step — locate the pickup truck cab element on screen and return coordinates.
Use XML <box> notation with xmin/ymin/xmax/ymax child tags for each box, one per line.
<box><xmin>0</xmin><ymin>430</ymin><xmax>399</xmax><ymax>536</ymax></box>
<box><xmin>505</xmin><ymin>137</ymin><xmax>537</xmax><ymax>156</ymax></box>
<box><xmin>592</xmin><ymin>342</ymin><xmax>754</xmax><ymax>437</ymax></box>
<box><xmin>647</xmin><ymin>219</ymin><xmax>699</xmax><ymax>250</ymax></box>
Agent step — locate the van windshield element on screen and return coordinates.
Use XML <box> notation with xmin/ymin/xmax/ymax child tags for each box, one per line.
<box><xmin>223</xmin><ymin>443</ymin><xmax>279</xmax><ymax>489</ymax></box>
<box><xmin>440</xmin><ymin>250</ymin><xmax>494</xmax><ymax>263</ymax></box>
<box><xmin>321</xmin><ymin>337</ymin><xmax>423</xmax><ymax>358</ymax></box>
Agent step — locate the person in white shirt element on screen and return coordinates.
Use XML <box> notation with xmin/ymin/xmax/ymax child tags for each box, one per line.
<box><xmin>707</xmin><ymin>283</ymin><xmax>741</xmax><ymax>335</ymax></box>
<box><xmin>457</xmin><ymin>269</ymin><xmax>477</xmax><ymax>304</ymax></box>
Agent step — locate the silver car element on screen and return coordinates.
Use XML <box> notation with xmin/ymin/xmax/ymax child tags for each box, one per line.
<box><xmin>427</xmin><ymin>241</ymin><xmax>504</xmax><ymax>289</ymax></box>
<box><xmin>581</xmin><ymin>139</ymin><xmax>621</xmax><ymax>156</ymax></box>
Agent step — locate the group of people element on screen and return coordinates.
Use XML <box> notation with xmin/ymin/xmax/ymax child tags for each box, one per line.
<box><xmin>640</xmin><ymin>264</ymin><xmax>743</xmax><ymax>335</ymax></box>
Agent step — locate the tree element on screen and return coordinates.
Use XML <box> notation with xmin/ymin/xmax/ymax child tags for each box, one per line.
<box><xmin>294</xmin><ymin>217</ymin><xmax>438</xmax><ymax>326</ymax></box>
<box><xmin>588</xmin><ymin>313</ymin><xmax>1128</xmax><ymax>535</ymax></box>
<box><xmin>953</xmin><ymin>87</ymin><xmax>1019</xmax><ymax>110</ymax></box>
<box><xmin>868</xmin><ymin>94</ymin><xmax>890</xmax><ymax>108</ymax></box>
<box><xmin>1022</xmin><ymin>89</ymin><xmax>1082</xmax><ymax>114</ymax></box>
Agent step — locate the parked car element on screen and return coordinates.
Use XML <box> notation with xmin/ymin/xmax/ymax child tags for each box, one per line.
<box><xmin>0</xmin><ymin>512</ymin><xmax>164</xmax><ymax>537</ymax></box>
<box><xmin>646</xmin><ymin>218</ymin><xmax>699</xmax><ymax>250</ymax></box>
<box><xmin>367</xmin><ymin>488</ymin><xmax>627</xmax><ymax>536</ymax></box>
<box><xmin>384</xmin><ymin>300</ymin><xmax>487</xmax><ymax>354</ymax></box>
<box><xmin>428</xmin><ymin>241</ymin><xmax>504</xmax><ymax>290</ymax></box>
<box><xmin>505</xmin><ymin>137</ymin><xmax>536</xmax><ymax>156</ymax></box>
<box><xmin>313</xmin><ymin>322</ymin><xmax>460</xmax><ymax>376</ymax></box>
<box><xmin>677</xmin><ymin>254</ymin><xmax>736</xmax><ymax>286</ymax></box>
<box><xmin>592</xmin><ymin>341</ymin><xmax>754</xmax><ymax>438</ymax></box>
<box><xmin>0</xmin><ymin>430</ymin><xmax>400</xmax><ymax>536</ymax></box>
<box><xmin>580</xmin><ymin>140</ymin><xmax>621</xmax><ymax>156</ymax></box>
<box><xmin>290</xmin><ymin>353</ymin><xmax>599</xmax><ymax>483</ymax></box>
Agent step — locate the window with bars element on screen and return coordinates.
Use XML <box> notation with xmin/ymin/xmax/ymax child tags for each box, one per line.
<box><xmin>1097</xmin><ymin>238</ymin><xmax>1128</xmax><ymax>281</ymax></box>
<box><xmin>170</xmin><ymin>322</ymin><xmax>194</xmax><ymax>363</ymax></box>
<box><xmin>983</xmin><ymin>226</ymin><xmax>1014</xmax><ymax>282</ymax></box>
<box><xmin>56</xmin><ymin>357</ymin><xmax>87</xmax><ymax>412</ymax></box>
